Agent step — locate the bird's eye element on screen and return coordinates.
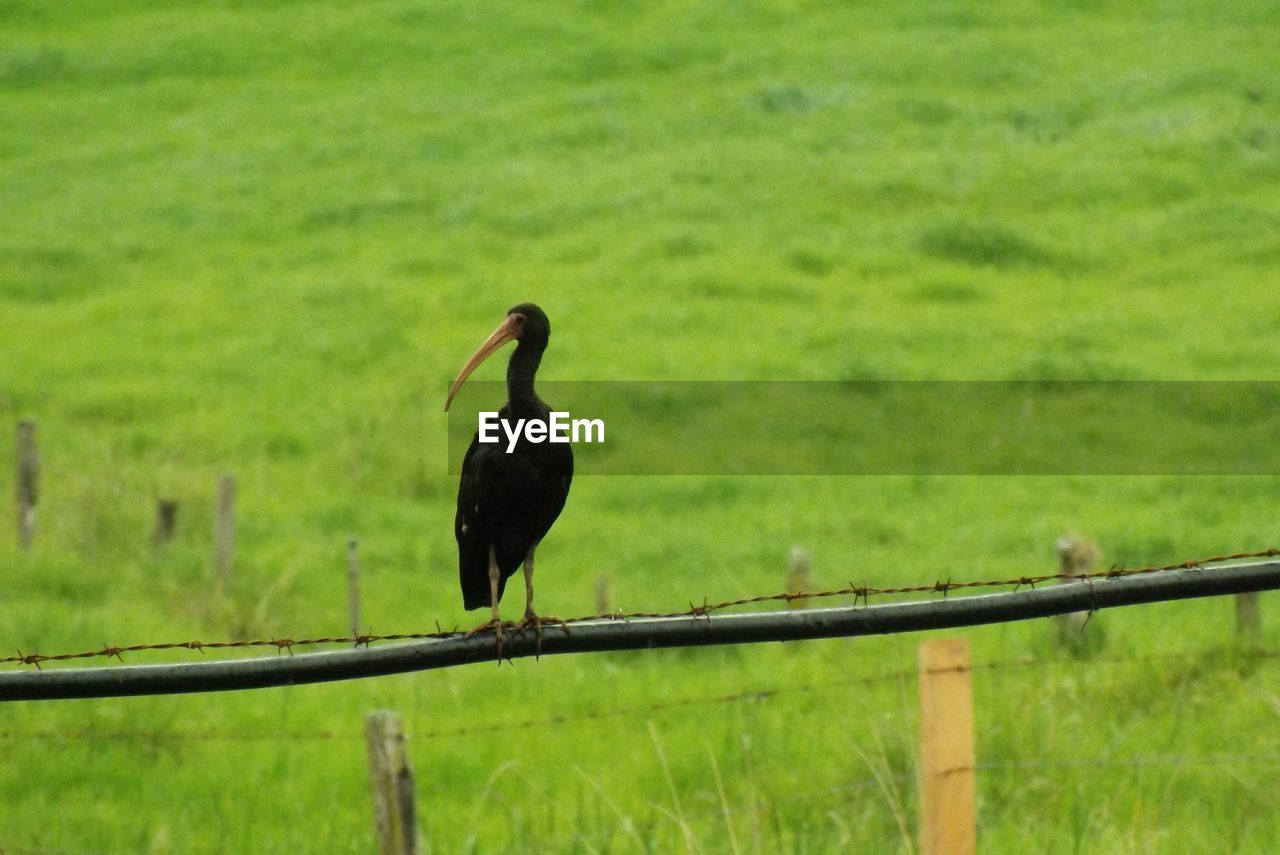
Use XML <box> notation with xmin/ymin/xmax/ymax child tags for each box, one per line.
<box><xmin>513</xmin><ymin>314</ymin><xmax>527</xmax><ymax>325</ymax></box>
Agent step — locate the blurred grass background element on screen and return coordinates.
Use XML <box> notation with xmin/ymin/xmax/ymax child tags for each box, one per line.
<box><xmin>2</xmin><ymin>0</ymin><xmax>1279</xmax><ymax>851</ymax></box>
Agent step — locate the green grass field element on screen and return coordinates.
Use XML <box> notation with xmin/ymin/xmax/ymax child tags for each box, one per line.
<box><xmin>3</xmin><ymin>0</ymin><xmax>1280</xmax><ymax>851</ymax></box>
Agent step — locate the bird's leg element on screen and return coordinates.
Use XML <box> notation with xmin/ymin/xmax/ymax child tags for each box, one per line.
<box><xmin>522</xmin><ymin>546</ymin><xmax>536</xmax><ymax>622</ymax></box>
<box><xmin>516</xmin><ymin>545</ymin><xmax>569</xmax><ymax>656</ymax></box>
<box><xmin>464</xmin><ymin>546</ymin><xmax>509</xmax><ymax>660</ymax></box>
<box><xmin>520</xmin><ymin>547</ymin><xmax>541</xmax><ymax>653</ymax></box>
<box><xmin>489</xmin><ymin>548</ymin><xmax>503</xmax><ymax>654</ymax></box>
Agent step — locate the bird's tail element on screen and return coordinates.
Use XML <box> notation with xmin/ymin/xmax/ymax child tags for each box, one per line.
<box><xmin>460</xmin><ymin>552</ymin><xmax>512</xmax><ymax>610</ymax></box>
<box><xmin>461</xmin><ymin>572</ymin><xmax>493</xmax><ymax>610</ymax></box>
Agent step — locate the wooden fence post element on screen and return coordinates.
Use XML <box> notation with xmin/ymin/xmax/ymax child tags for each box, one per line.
<box><xmin>786</xmin><ymin>546</ymin><xmax>811</xmax><ymax>609</ymax></box>
<box><xmin>1055</xmin><ymin>535</ymin><xmax>1100</xmax><ymax>646</ymax></box>
<box><xmin>594</xmin><ymin>575</ymin><xmax>611</xmax><ymax>614</ymax></box>
<box><xmin>365</xmin><ymin>710</ymin><xmax>420</xmax><ymax>855</ymax></box>
<box><xmin>154</xmin><ymin>499</ymin><xmax>178</xmax><ymax>548</ymax></box>
<box><xmin>918</xmin><ymin>637</ymin><xmax>976</xmax><ymax>855</ymax></box>
<box><xmin>1236</xmin><ymin>592</ymin><xmax>1261</xmax><ymax>638</ymax></box>
<box><xmin>347</xmin><ymin>538</ymin><xmax>362</xmax><ymax>637</ymax></box>
<box><xmin>15</xmin><ymin>420</ymin><xmax>38</xmax><ymax>550</ymax></box>
<box><xmin>214</xmin><ymin>475</ymin><xmax>236</xmax><ymax>588</ymax></box>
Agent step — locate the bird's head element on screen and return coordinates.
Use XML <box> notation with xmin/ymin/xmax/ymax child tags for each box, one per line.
<box><xmin>445</xmin><ymin>304</ymin><xmax>550</xmax><ymax>411</ymax></box>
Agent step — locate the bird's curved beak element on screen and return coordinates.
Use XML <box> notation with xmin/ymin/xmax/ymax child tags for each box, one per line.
<box><xmin>445</xmin><ymin>314</ymin><xmax>522</xmax><ymax>411</ymax></box>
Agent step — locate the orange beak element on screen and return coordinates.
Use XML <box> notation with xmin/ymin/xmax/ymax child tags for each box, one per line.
<box><xmin>444</xmin><ymin>315</ymin><xmax>522</xmax><ymax>411</ymax></box>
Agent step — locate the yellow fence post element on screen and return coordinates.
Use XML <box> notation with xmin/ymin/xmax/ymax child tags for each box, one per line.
<box><xmin>918</xmin><ymin>637</ymin><xmax>976</xmax><ymax>855</ymax></box>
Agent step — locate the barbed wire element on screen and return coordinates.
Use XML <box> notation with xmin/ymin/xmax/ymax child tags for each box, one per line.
<box><xmin>510</xmin><ymin>749</ymin><xmax>1280</xmax><ymax>854</ymax></box>
<box><xmin>0</xmin><ymin>845</ymin><xmax>74</xmax><ymax>855</ymax></box>
<box><xmin>8</xmin><ymin>749</ymin><xmax>1273</xmax><ymax>855</ymax></box>
<box><xmin>979</xmin><ymin>754</ymin><xmax>1280</xmax><ymax>771</ymax></box>
<box><xmin>0</xmin><ymin>729</ymin><xmax>352</xmax><ymax>742</ymax></box>
<box><xmin>3</xmin><ymin>547</ymin><xmax>1275</xmax><ymax>669</ymax></box>
<box><xmin>518</xmin><ymin>774</ymin><xmax>902</xmax><ymax>855</ymax></box>
<box><xmin>4</xmin><ymin>646</ymin><xmax>1276</xmax><ymax>744</ymax></box>
<box><xmin>0</xmin><ymin>669</ymin><xmax>913</xmax><ymax>743</ymax></box>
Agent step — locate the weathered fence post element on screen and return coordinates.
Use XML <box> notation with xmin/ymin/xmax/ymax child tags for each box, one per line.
<box><xmin>347</xmin><ymin>538</ymin><xmax>362</xmax><ymax>638</ymax></box>
<box><xmin>365</xmin><ymin>710</ymin><xmax>420</xmax><ymax>855</ymax></box>
<box><xmin>1055</xmin><ymin>535</ymin><xmax>1100</xmax><ymax>646</ymax></box>
<box><xmin>15</xmin><ymin>420</ymin><xmax>38</xmax><ymax>549</ymax></box>
<box><xmin>786</xmin><ymin>546</ymin><xmax>811</xmax><ymax>609</ymax></box>
<box><xmin>154</xmin><ymin>499</ymin><xmax>178</xmax><ymax>548</ymax></box>
<box><xmin>918</xmin><ymin>637</ymin><xmax>976</xmax><ymax>855</ymax></box>
<box><xmin>1236</xmin><ymin>592</ymin><xmax>1261</xmax><ymax>638</ymax></box>
<box><xmin>214</xmin><ymin>475</ymin><xmax>236</xmax><ymax>588</ymax></box>
<box><xmin>594</xmin><ymin>575</ymin><xmax>611</xmax><ymax>614</ymax></box>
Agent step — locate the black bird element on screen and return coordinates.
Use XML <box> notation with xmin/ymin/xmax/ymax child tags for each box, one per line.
<box><xmin>445</xmin><ymin>304</ymin><xmax>573</xmax><ymax>647</ymax></box>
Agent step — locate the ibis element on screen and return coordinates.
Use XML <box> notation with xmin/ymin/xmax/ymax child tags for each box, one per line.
<box><xmin>445</xmin><ymin>304</ymin><xmax>573</xmax><ymax>650</ymax></box>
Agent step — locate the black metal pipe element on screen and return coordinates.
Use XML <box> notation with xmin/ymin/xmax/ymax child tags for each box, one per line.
<box><xmin>3</xmin><ymin>560</ymin><xmax>1278</xmax><ymax>702</ymax></box>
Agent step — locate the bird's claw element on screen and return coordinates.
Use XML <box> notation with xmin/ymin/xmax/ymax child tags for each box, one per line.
<box><xmin>516</xmin><ymin>612</ymin><xmax>571</xmax><ymax>659</ymax></box>
<box><xmin>463</xmin><ymin>618</ymin><xmax>515</xmax><ymax>639</ymax></box>
<box><xmin>518</xmin><ymin>613</ymin><xmax>571</xmax><ymax>633</ymax></box>
<box><xmin>464</xmin><ymin>619</ymin><xmax>518</xmax><ymax>662</ymax></box>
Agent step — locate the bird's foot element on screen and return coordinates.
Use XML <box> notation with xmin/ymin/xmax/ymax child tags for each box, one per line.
<box><xmin>516</xmin><ymin>612</ymin><xmax>571</xmax><ymax>658</ymax></box>
<box><xmin>464</xmin><ymin>619</ymin><xmax>517</xmax><ymax>662</ymax></box>
<box><xmin>463</xmin><ymin>618</ymin><xmax>515</xmax><ymax>639</ymax></box>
